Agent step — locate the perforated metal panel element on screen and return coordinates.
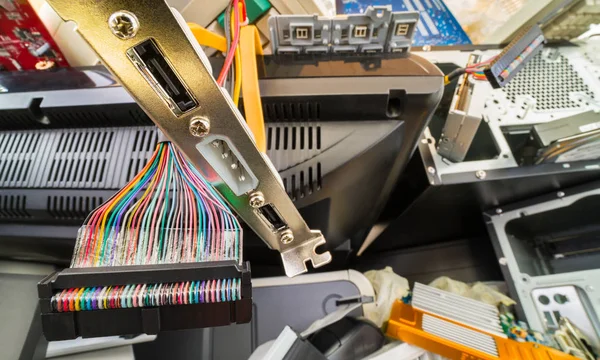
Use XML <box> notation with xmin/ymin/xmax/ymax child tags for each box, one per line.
<box><xmin>503</xmin><ymin>52</ymin><xmax>595</xmax><ymax>111</ymax></box>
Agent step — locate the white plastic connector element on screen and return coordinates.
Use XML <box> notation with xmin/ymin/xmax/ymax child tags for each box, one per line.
<box><xmin>395</xmin><ymin>23</ymin><xmax>410</xmax><ymax>36</ymax></box>
<box><xmin>295</xmin><ymin>27</ymin><xmax>309</xmax><ymax>39</ymax></box>
<box><xmin>354</xmin><ymin>25</ymin><xmax>368</xmax><ymax>38</ymax></box>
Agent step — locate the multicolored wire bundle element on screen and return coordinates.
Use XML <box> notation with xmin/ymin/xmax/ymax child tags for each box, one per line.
<box><xmin>218</xmin><ymin>0</ymin><xmax>247</xmax><ymax>106</ymax></box>
<box><xmin>444</xmin><ymin>56</ymin><xmax>496</xmax><ymax>85</ymax></box>
<box><xmin>50</xmin><ymin>141</ymin><xmax>244</xmax><ymax>312</ymax></box>
<box><xmin>499</xmin><ymin>34</ymin><xmax>544</xmax><ymax>81</ymax></box>
<box><xmin>70</xmin><ymin>141</ymin><xmax>242</xmax><ymax>268</ymax></box>
<box><xmin>51</xmin><ymin>279</ymin><xmax>242</xmax><ymax>312</ymax></box>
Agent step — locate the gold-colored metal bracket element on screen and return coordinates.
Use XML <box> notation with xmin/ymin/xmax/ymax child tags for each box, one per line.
<box><xmin>47</xmin><ymin>0</ymin><xmax>331</xmax><ymax>277</ymax></box>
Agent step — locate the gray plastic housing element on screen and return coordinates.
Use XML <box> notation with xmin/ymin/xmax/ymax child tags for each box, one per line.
<box><xmin>269</xmin><ymin>6</ymin><xmax>419</xmax><ymax>54</ymax></box>
<box><xmin>269</xmin><ymin>15</ymin><xmax>332</xmax><ymax>54</ymax></box>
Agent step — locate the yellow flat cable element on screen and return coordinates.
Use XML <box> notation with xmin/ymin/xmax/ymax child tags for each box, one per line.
<box><xmin>240</xmin><ymin>25</ymin><xmax>266</xmax><ymax>153</ymax></box>
<box><xmin>231</xmin><ymin>8</ymin><xmax>242</xmax><ymax>106</ymax></box>
<box><xmin>186</xmin><ymin>21</ymin><xmax>265</xmax><ymax>153</ymax></box>
<box><xmin>187</xmin><ymin>22</ymin><xmax>227</xmax><ymax>52</ymax></box>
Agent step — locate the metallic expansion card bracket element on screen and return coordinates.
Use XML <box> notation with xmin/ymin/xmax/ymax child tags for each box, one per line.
<box><xmin>47</xmin><ymin>0</ymin><xmax>331</xmax><ymax>277</ymax></box>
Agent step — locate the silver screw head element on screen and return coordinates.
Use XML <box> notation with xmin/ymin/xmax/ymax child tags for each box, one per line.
<box><xmin>189</xmin><ymin>117</ymin><xmax>210</xmax><ymax>137</ymax></box>
<box><xmin>496</xmin><ymin>208</ymin><xmax>503</xmax><ymax>214</ymax></box>
<box><xmin>249</xmin><ymin>191</ymin><xmax>265</xmax><ymax>208</ymax></box>
<box><xmin>557</xmin><ymin>191</ymin><xmax>565</xmax><ymax>198</ymax></box>
<box><xmin>280</xmin><ymin>230</ymin><xmax>294</xmax><ymax>244</ymax></box>
<box><xmin>108</xmin><ymin>11</ymin><xmax>139</xmax><ymax>40</ymax></box>
<box><xmin>427</xmin><ymin>166</ymin><xmax>436</xmax><ymax>174</ymax></box>
<box><xmin>475</xmin><ymin>170</ymin><xmax>487</xmax><ymax>179</ymax></box>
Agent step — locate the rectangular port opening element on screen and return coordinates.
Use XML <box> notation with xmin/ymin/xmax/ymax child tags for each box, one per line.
<box><xmin>258</xmin><ymin>204</ymin><xmax>287</xmax><ymax>231</ymax></box>
<box><xmin>395</xmin><ymin>24</ymin><xmax>410</xmax><ymax>36</ymax></box>
<box><xmin>196</xmin><ymin>138</ymin><xmax>258</xmax><ymax>196</ymax></box>
<box><xmin>127</xmin><ymin>39</ymin><xmax>198</xmax><ymax>116</ymax></box>
<box><xmin>295</xmin><ymin>27</ymin><xmax>310</xmax><ymax>40</ymax></box>
<box><xmin>354</xmin><ymin>25</ymin><xmax>368</xmax><ymax>38</ymax></box>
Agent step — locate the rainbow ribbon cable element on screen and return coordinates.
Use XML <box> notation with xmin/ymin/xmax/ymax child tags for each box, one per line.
<box><xmin>499</xmin><ymin>35</ymin><xmax>545</xmax><ymax>80</ymax></box>
<box><xmin>39</xmin><ymin>140</ymin><xmax>251</xmax><ymax>341</ymax></box>
<box><xmin>71</xmin><ymin>141</ymin><xmax>242</xmax><ymax>269</ymax></box>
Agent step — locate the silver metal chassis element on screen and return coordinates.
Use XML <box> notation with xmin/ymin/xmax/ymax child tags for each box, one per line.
<box><xmin>415</xmin><ymin>43</ymin><xmax>600</xmax><ymax>185</ymax></box>
<box><xmin>484</xmin><ymin>183</ymin><xmax>600</xmax><ymax>344</ymax></box>
<box><xmin>46</xmin><ymin>0</ymin><xmax>331</xmax><ymax>277</ymax></box>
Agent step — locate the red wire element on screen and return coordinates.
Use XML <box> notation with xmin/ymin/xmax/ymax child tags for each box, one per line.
<box><xmin>240</xmin><ymin>0</ymin><xmax>247</xmax><ymax>22</ymax></box>
<box><xmin>466</xmin><ymin>57</ymin><xmax>495</xmax><ymax>70</ymax></box>
<box><xmin>216</xmin><ymin>0</ymin><xmax>240</xmax><ymax>86</ymax></box>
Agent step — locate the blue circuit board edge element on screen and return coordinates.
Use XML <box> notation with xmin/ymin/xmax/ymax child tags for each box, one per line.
<box><xmin>336</xmin><ymin>0</ymin><xmax>471</xmax><ymax>46</ymax></box>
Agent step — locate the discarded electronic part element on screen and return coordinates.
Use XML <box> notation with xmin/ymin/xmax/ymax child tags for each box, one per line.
<box><xmin>484</xmin><ymin>25</ymin><xmax>546</xmax><ymax>88</ymax></box>
<box><xmin>269</xmin><ymin>6</ymin><xmax>419</xmax><ymax>54</ymax></box>
<box><xmin>532</xmin><ymin>110</ymin><xmax>600</xmax><ymax>164</ymax></box>
<box><xmin>387</xmin><ymin>285</ymin><xmax>581</xmax><ymax>360</ymax></box>
<box><xmin>438</xmin><ymin>54</ymin><xmax>483</xmax><ymax>162</ymax></box>
<box><xmin>46</xmin><ymin>0</ymin><xmax>332</xmax><ymax>278</ymax></box>
<box><xmin>485</xmin><ymin>182</ymin><xmax>600</xmax><ymax>353</ymax></box>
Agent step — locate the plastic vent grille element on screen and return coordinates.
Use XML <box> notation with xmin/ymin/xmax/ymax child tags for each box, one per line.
<box><xmin>47</xmin><ymin>196</ymin><xmax>104</xmax><ymax>220</ymax></box>
<box><xmin>0</xmin><ymin>110</ymin><xmax>40</xmax><ymax>129</ymax></box>
<box><xmin>43</xmin><ymin>107</ymin><xmax>153</xmax><ymax>128</ymax></box>
<box><xmin>503</xmin><ymin>52</ymin><xmax>595</xmax><ymax>111</ymax></box>
<box><xmin>0</xmin><ymin>195</ymin><xmax>31</xmax><ymax>219</ymax></box>
<box><xmin>266</xmin><ymin>124</ymin><xmax>324</xmax><ymax>201</ymax></box>
<box><xmin>282</xmin><ymin>163</ymin><xmax>322</xmax><ymax>201</ymax></box>
<box><xmin>46</xmin><ymin>130</ymin><xmax>115</xmax><ymax>186</ymax></box>
<box><xmin>267</xmin><ymin>125</ymin><xmax>321</xmax><ymax>151</ymax></box>
<box><xmin>263</xmin><ymin>102</ymin><xmax>321</xmax><ymax>122</ymax></box>
<box><xmin>126</xmin><ymin>129</ymin><xmax>159</xmax><ymax>180</ymax></box>
<box><xmin>0</xmin><ymin>132</ymin><xmax>42</xmax><ymax>187</ymax></box>
<box><xmin>0</xmin><ymin>126</ymin><xmax>158</xmax><ymax>189</ymax></box>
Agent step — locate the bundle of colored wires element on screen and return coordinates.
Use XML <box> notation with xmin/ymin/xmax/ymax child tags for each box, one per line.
<box><xmin>444</xmin><ymin>56</ymin><xmax>495</xmax><ymax>85</ymax></box>
<box><xmin>218</xmin><ymin>0</ymin><xmax>247</xmax><ymax>107</ymax></box>
<box><xmin>70</xmin><ymin>141</ymin><xmax>242</xmax><ymax>268</ymax></box>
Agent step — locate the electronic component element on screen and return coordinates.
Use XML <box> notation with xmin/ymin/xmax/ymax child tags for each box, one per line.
<box><xmin>532</xmin><ymin>111</ymin><xmax>600</xmax><ymax>164</ymax></box>
<box><xmin>438</xmin><ymin>54</ymin><xmax>483</xmax><ymax>162</ymax></box>
<box><xmin>485</xmin><ymin>181</ymin><xmax>600</xmax><ymax>353</ymax></box>
<box><xmin>269</xmin><ymin>6</ymin><xmax>419</xmax><ymax>54</ymax></box>
<box><xmin>533</xmin><ymin>111</ymin><xmax>600</xmax><ymax>148</ymax></box>
<box><xmin>46</xmin><ymin>0</ymin><xmax>332</xmax><ymax>278</ymax></box>
<box><xmin>0</xmin><ymin>0</ymin><xmax>68</xmax><ymax>71</ymax></box>
<box><xmin>555</xmin><ymin>317</ymin><xmax>597</xmax><ymax>360</ymax></box>
<box><xmin>337</xmin><ymin>0</ymin><xmax>471</xmax><ymax>47</ymax></box>
<box><xmin>38</xmin><ymin>141</ymin><xmax>252</xmax><ymax>340</ymax></box>
<box><xmin>484</xmin><ymin>25</ymin><xmax>545</xmax><ymax>88</ymax></box>
<box><xmin>0</xmin><ymin>50</ymin><xmax>444</xmax><ymax>262</ymax></box>
<box><xmin>387</xmin><ymin>284</ymin><xmax>580</xmax><ymax>360</ymax></box>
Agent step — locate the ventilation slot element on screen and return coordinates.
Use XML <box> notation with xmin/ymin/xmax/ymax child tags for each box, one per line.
<box><xmin>282</xmin><ymin>163</ymin><xmax>322</xmax><ymax>201</ymax></box>
<box><xmin>268</xmin><ymin>126</ymin><xmax>322</xmax><ymax>151</ymax></box>
<box><xmin>0</xmin><ymin>110</ymin><xmax>39</xmax><ymax>130</ymax></box>
<box><xmin>263</xmin><ymin>102</ymin><xmax>321</xmax><ymax>122</ymax></box>
<box><xmin>0</xmin><ymin>195</ymin><xmax>31</xmax><ymax>219</ymax></box>
<box><xmin>47</xmin><ymin>158</ymin><xmax>106</xmax><ymax>184</ymax></box>
<box><xmin>47</xmin><ymin>196</ymin><xmax>104</xmax><ymax>220</ymax></box>
<box><xmin>503</xmin><ymin>52</ymin><xmax>595</xmax><ymax>111</ymax></box>
<box><xmin>126</xmin><ymin>157</ymin><xmax>148</xmax><ymax>181</ymax></box>
<box><xmin>132</xmin><ymin>129</ymin><xmax>158</xmax><ymax>153</ymax></box>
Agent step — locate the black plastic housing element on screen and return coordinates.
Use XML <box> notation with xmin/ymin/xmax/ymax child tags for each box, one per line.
<box><xmin>38</xmin><ymin>261</ymin><xmax>252</xmax><ymax>341</ymax></box>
